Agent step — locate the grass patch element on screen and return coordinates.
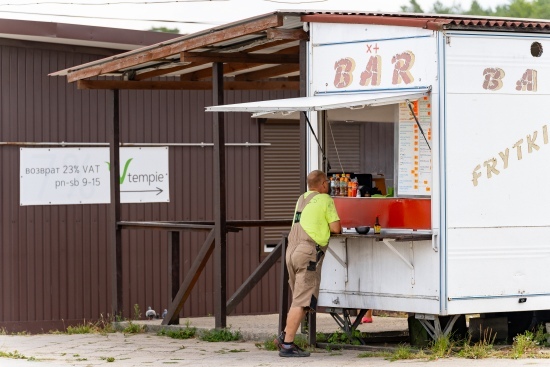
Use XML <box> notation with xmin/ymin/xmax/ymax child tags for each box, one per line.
<box><xmin>389</xmin><ymin>344</ymin><xmax>416</xmax><ymax>361</ymax></box>
<box><xmin>512</xmin><ymin>330</ymin><xmax>539</xmax><ymax>358</ymax></box>
<box><xmin>323</xmin><ymin>329</ymin><xmax>362</xmax><ymax>346</ymax></box>
<box><xmin>255</xmin><ymin>336</ymin><xmax>277</xmax><ymax>351</ymax></box>
<box><xmin>64</xmin><ymin>314</ymin><xmax>116</xmax><ymax>335</ymax></box>
<box><xmin>123</xmin><ymin>321</ymin><xmax>145</xmax><ymax>334</ymax></box>
<box><xmin>157</xmin><ymin>326</ymin><xmax>196</xmax><ymax>340</ymax></box>
<box><xmin>428</xmin><ymin>334</ymin><xmax>455</xmax><ymax>359</ymax></box>
<box><xmin>199</xmin><ymin>327</ymin><xmax>242</xmax><ymax>342</ymax></box>
<box><xmin>0</xmin><ymin>350</ymin><xmax>27</xmax><ymax>359</ymax></box>
<box><xmin>457</xmin><ymin>327</ymin><xmax>496</xmax><ymax>359</ymax></box>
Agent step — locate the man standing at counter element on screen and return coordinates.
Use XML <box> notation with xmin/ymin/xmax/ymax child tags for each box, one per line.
<box><xmin>277</xmin><ymin>170</ymin><xmax>341</xmax><ymax>357</ymax></box>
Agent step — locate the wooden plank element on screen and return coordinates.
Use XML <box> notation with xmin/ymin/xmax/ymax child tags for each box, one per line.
<box><xmin>181</xmin><ymin>51</ymin><xmax>298</xmax><ymax>64</ymax></box>
<box><xmin>267</xmin><ymin>28</ymin><xmax>309</xmax><ymax>41</ymax></box>
<box><xmin>212</xmin><ymin>62</ymin><xmax>227</xmax><ymax>329</ymax></box>
<box><xmin>77</xmin><ymin>80</ymin><xmax>298</xmax><ymax>90</ymax></box>
<box><xmin>162</xmin><ymin>229</ymin><xmax>216</xmax><ymax>325</ymax></box>
<box><xmin>66</xmin><ymin>14</ymin><xmax>283</xmax><ymax>82</ymax></box>
<box><xmin>108</xmin><ymin>89</ymin><xmax>122</xmax><ymax>316</ymax></box>
<box><xmin>179</xmin><ymin>45</ymin><xmax>299</xmax><ymax>81</ymax></box>
<box><xmin>226</xmin><ymin>239</ymin><xmax>282</xmax><ymax>314</ymax></box>
<box><xmin>135</xmin><ymin>62</ymin><xmax>208</xmax><ymax>81</ymax></box>
<box><xmin>234</xmin><ymin>64</ymin><xmax>299</xmax><ymax>81</ymax></box>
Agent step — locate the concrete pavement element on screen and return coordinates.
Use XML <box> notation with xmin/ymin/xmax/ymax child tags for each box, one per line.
<box><xmin>1</xmin><ymin>314</ymin><xmax>550</xmax><ymax>366</ymax></box>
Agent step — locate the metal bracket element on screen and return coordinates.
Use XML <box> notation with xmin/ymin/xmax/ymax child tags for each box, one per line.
<box><xmin>328</xmin><ymin>309</ymin><xmax>367</xmax><ymax>345</ymax></box>
<box><xmin>416</xmin><ymin>314</ymin><xmax>460</xmax><ymax>340</ymax></box>
<box><xmin>382</xmin><ymin>239</ymin><xmax>414</xmax><ymax>269</ymax></box>
<box><xmin>326</xmin><ymin>240</ymin><xmax>348</xmax><ymax>283</ymax></box>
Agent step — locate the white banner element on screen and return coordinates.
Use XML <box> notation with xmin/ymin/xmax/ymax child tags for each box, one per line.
<box><xmin>20</xmin><ymin>147</ymin><xmax>169</xmax><ymax>205</ymax></box>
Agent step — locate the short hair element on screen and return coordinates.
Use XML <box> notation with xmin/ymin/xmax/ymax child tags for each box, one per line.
<box><xmin>307</xmin><ymin>170</ymin><xmax>326</xmax><ymax>189</ymax></box>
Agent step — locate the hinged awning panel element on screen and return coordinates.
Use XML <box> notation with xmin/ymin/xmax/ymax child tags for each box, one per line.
<box><xmin>206</xmin><ymin>87</ymin><xmax>431</xmax><ymax>113</ymax></box>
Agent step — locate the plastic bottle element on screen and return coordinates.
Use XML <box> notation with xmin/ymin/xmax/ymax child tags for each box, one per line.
<box><xmin>330</xmin><ymin>175</ymin><xmax>336</xmax><ymax>197</ymax></box>
<box><xmin>334</xmin><ymin>174</ymin><xmax>340</xmax><ymax>196</ymax></box>
<box><xmin>374</xmin><ymin>215</ymin><xmax>381</xmax><ymax>234</ymax></box>
<box><xmin>340</xmin><ymin>174</ymin><xmax>347</xmax><ymax>197</ymax></box>
<box><xmin>351</xmin><ymin>178</ymin><xmax>358</xmax><ymax>197</ymax></box>
<box><xmin>346</xmin><ymin>174</ymin><xmax>352</xmax><ymax>197</ymax></box>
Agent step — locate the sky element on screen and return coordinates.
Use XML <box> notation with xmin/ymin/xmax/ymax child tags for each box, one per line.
<box><xmin>0</xmin><ymin>0</ymin><xmax>510</xmax><ymax>34</ymax></box>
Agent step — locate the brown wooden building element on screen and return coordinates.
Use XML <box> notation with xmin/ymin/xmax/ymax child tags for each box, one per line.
<box><xmin>0</xmin><ymin>18</ymin><xmax>303</xmax><ymax>332</ymax></box>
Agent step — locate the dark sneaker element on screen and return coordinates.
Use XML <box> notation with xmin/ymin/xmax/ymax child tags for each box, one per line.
<box><xmin>279</xmin><ymin>343</ymin><xmax>310</xmax><ymax>357</ymax></box>
<box><xmin>273</xmin><ymin>332</ymin><xmax>285</xmax><ymax>351</ymax></box>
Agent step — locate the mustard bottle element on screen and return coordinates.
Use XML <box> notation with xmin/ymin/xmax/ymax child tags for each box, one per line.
<box><xmin>374</xmin><ymin>215</ymin><xmax>381</xmax><ymax>234</ymax></box>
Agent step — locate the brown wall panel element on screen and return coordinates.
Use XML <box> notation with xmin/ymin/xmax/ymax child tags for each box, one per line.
<box><xmin>0</xmin><ymin>39</ymin><xmax>298</xmax><ymax>332</ymax></box>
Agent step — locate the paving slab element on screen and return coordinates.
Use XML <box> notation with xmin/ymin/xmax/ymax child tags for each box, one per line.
<box><xmin>2</xmin><ymin>314</ymin><xmax>550</xmax><ymax>366</ymax></box>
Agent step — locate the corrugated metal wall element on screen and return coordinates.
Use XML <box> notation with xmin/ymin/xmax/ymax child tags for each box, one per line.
<box><xmin>326</xmin><ymin>121</ymin><xmax>394</xmax><ymax>186</ymax></box>
<box><xmin>0</xmin><ymin>39</ymin><xmax>298</xmax><ymax>332</ymax></box>
<box><xmin>261</xmin><ymin>120</ymin><xmax>301</xmax><ymax>248</ymax></box>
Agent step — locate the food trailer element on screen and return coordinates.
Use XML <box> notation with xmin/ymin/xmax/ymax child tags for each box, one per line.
<box><xmin>208</xmin><ymin>12</ymin><xmax>550</xmax><ymax>340</ymax></box>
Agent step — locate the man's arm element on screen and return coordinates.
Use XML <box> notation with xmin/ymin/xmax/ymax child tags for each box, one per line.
<box><xmin>329</xmin><ymin>220</ymin><xmax>342</xmax><ymax>234</ymax></box>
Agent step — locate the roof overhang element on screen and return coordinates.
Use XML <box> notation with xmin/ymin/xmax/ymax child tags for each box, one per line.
<box><xmin>206</xmin><ymin>87</ymin><xmax>431</xmax><ymax>114</ymax></box>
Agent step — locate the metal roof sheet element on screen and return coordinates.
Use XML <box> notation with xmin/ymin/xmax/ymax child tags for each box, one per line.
<box><xmin>51</xmin><ymin>10</ymin><xmax>550</xmax><ymax>86</ymax></box>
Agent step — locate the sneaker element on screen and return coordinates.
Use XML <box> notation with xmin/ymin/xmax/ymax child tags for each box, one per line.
<box><xmin>279</xmin><ymin>343</ymin><xmax>310</xmax><ymax>357</ymax></box>
<box><xmin>361</xmin><ymin>317</ymin><xmax>373</xmax><ymax>323</ymax></box>
<box><xmin>273</xmin><ymin>332</ymin><xmax>285</xmax><ymax>351</ymax></box>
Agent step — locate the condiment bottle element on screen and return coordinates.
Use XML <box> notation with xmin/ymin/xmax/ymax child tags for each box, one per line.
<box><xmin>374</xmin><ymin>215</ymin><xmax>381</xmax><ymax>234</ymax></box>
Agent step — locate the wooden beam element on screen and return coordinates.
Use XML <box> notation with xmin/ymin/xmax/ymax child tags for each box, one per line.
<box><xmin>108</xmin><ymin>89</ymin><xmax>122</xmax><ymax>317</ymax></box>
<box><xmin>77</xmin><ymin>80</ymin><xmax>298</xmax><ymax>90</ymax></box>
<box><xmin>162</xmin><ymin>229</ymin><xmax>216</xmax><ymax>325</ymax></box>
<box><xmin>66</xmin><ymin>14</ymin><xmax>283</xmax><ymax>82</ymax></box>
<box><xmin>181</xmin><ymin>51</ymin><xmax>299</xmax><ymax>64</ymax></box>
<box><xmin>179</xmin><ymin>45</ymin><xmax>299</xmax><ymax>81</ymax></box>
<box><xmin>212</xmin><ymin>62</ymin><xmax>227</xmax><ymax>329</ymax></box>
<box><xmin>267</xmin><ymin>28</ymin><xmax>309</xmax><ymax>41</ymax></box>
<box><xmin>234</xmin><ymin>64</ymin><xmax>299</xmax><ymax>81</ymax></box>
<box><xmin>135</xmin><ymin>62</ymin><xmax>208</xmax><ymax>81</ymax></box>
<box><xmin>226</xmin><ymin>237</ymin><xmax>283</xmax><ymax>315</ymax></box>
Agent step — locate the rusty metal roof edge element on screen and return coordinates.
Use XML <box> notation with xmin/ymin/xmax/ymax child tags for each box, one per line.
<box><xmin>51</xmin><ymin>11</ymin><xmax>297</xmax><ymax>77</ymax></box>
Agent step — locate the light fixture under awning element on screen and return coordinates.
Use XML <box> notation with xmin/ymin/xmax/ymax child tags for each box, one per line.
<box><xmin>205</xmin><ymin>87</ymin><xmax>431</xmax><ymax>113</ymax></box>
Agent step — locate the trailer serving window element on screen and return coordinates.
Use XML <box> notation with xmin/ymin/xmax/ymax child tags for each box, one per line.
<box><xmin>207</xmin><ymin>87</ymin><xmax>432</xmax><ymax>231</ymax></box>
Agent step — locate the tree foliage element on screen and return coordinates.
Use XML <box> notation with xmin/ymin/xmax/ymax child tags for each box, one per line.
<box><xmin>148</xmin><ymin>26</ymin><xmax>180</xmax><ymax>34</ymax></box>
<box><xmin>400</xmin><ymin>0</ymin><xmax>550</xmax><ymax>19</ymax></box>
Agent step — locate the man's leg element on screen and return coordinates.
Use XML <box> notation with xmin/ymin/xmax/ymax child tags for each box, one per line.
<box><xmin>283</xmin><ymin>306</ymin><xmax>306</xmax><ymax>342</ymax></box>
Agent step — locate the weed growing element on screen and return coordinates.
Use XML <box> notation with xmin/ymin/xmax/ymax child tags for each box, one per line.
<box><xmin>457</xmin><ymin>327</ymin><xmax>496</xmax><ymax>359</ymax></box>
<box><xmin>133</xmin><ymin>304</ymin><xmax>141</xmax><ymax>320</ymax></box>
<box><xmin>255</xmin><ymin>337</ymin><xmax>277</xmax><ymax>351</ymax></box>
<box><xmin>428</xmin><ymin>334</ymin><xmax>455</xmax><ymax>359</ymax></box>
<box><xmin>199</xmin><ymin>327</ymin><xmax>242</xmax><ymax>342</ymax></box>
<box><xmin>65</xmin><ymin>315</ymin><xmax>116</xmax><ymax>335</ymax></box>
<box><xmin>0</xmin><ymin>350</ymin><xmax>27</xmax><ymax>359</ymax></box>
<box><xmin>512</xmin><ymin>330</ymin><xmax>538</xmax><ymax>358</ymax></box>
<box><xmin>157</xmin><ymin>327</ymin><xmax>196</xmax><ymax>340</ymax></box>
<box><xmin>123</xmin><ymin>321</ymin><xmax>145</xmax><ymax>334</ymax></box>
<box><xmin>389</xmin><ymin>344</ymin><xmax>415</xmax><ymax>361</ymax></box>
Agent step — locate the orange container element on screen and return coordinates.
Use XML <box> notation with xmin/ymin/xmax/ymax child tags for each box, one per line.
<box><xmin>333</xmin><ymin>197</ymin><xmax>431</xmax><ymax>230</ymax></box>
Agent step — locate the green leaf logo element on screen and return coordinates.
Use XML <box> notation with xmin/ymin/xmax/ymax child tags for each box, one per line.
<box><xmin>105</xmin><ymin>158</ymin><xmax>134</xmax><ymax>184</ymax></box>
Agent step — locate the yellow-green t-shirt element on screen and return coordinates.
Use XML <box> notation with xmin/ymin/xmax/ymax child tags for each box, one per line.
<box><xmin>292</xmin><ymin>191</ymin><xmax>340</xmax><ymax>246</ymax></box>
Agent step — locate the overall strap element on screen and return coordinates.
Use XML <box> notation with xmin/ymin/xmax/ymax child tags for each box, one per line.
<box><xmin>296</xmin><ymin>192</ymin><xmax>319</xmax><ymax>212</ymax></box>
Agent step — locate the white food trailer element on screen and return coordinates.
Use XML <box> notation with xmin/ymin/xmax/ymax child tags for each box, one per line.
<box><xmin>208</xmin><ymin>12</ymin><xmax>550</xmax><ymax>340</ymax></box>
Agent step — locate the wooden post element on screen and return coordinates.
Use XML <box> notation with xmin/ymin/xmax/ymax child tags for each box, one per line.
<box><xmin>212</xmin><ymin>62</ymin><xmax>227</xmax><ymax>329</ymax></box>
<box><xmin>278</xmin><ymin>233</ymin><xmax>289</xmax><ymax>334</ymax></box>
<box><xmin>167</xmin><ymin>231</ymin><xmax>180</xmax><ymax>325</ymax></box>
<box><xmin>108</xmin><ymin>89</ymin><xmax>122</xmax><ymax>318</ymax></box>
